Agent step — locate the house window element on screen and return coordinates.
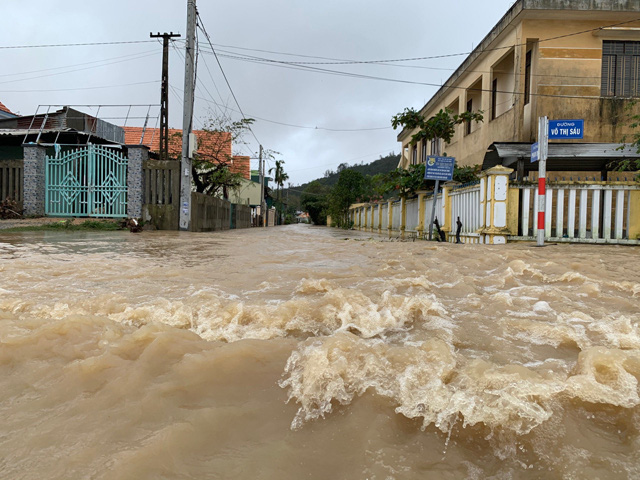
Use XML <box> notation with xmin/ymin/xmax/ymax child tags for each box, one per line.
<box><xmin>466</xmin><ymin>99</ymin><xmax>473</xmax><ymax>135</ymax></box>
<box><xmin>524</xmin><ymin>50</ymin><xmax>532</xmax><ymax>105</ymax></box>
<box><xmin>491</xmin><ymin>78</ymin><xmax>498</xmax><ymax>120</ymax></box>
<box><xmin>421</xmin><ymin>141</ymin><xmax>427</xmax><ymax>163</ymax></box>
<box><xmin>601</xmin><ymin>40</ymin><xmax>640</xmax><ymax>97</ymax></box>
<box><xmin>412</xmin><ymin>145</ymin><xmax>417</xmax><ymax>165</ymax></box>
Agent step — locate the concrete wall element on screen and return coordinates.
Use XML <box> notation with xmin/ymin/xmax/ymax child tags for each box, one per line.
<box><xmin>190</xmin><ymin>192</ymin><xmax>230</xmax><ymax>232</ymax></box>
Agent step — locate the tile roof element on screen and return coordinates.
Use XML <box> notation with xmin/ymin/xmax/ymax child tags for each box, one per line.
<box><xmin>123</xmin><ymin>126</ymin><xmax>250</xmax><ymax>179</ymax></box>
<box><xmin>0</xmin><ymin>101</ymin><xmax>14</xmax><ymax>115</ymax></box>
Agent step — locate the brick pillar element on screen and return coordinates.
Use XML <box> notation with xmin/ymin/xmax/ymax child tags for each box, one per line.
<box><xmin>22</xmin><ymin>144</ymin><xmax>47</xmax><ymax>216</ymax></box>
<box><xmin>126</xmin><ymin>145</ymin><xmax>149</xmax><ymax>219</ymax></box>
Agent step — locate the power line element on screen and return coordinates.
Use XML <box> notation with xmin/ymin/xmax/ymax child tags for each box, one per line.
<box><xmin>0</xmin><ymin>80</ymin><xmax>160</xmax><ymax>93</ymax></box>
<box><xmin>0</xmin><ymin>49</ymin><xmax>159</xmax><ymax>79</ymax></box>
<box><xmin>0</xmin><ymin>40</ymin><xmax>157</xmax><ymax>50</ymax></box>
<box><xmin>201</xmin><ymin>50</ymin><xmax>612</xmax><ymax>101</ymax></box>
<box><xmin>187</xmin><ymin>88</ymin><xmax>391</xmax><ymax>132</ymax></box>
<box><xmin>188</xmin><ymin>16</ymin><xmax>640</xmax><ymax>72</ymax></box>
<box><xmin>0</xmin><ymin>51</ymin><xmax>159</xmax><ymax>86</ymax></box>
<box><xmin>195</xmin><ymin>12</ymin><xmax>262</xmax><ymax>147</ymax></box>
<box><xmin>202</xmin><ymin>46</ymin><xmax>602</xmax><ymax>80</ymax></box>
<box><xmin>192</xmin><ymin>16</ymin><xmax>640</xmax><ymax>89</ymax></box>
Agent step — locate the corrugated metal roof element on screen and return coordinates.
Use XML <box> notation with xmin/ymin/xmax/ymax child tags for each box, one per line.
<box><xmin>483</xmin><ymin>142</ymin><xmax>640</xmax><ymax>172</ymax></box>
<box><xmin>0</xmin><ymin>129</ymin><xmax>62</xmax><ymax>136</ymax></box>
<box><xmin>492</xmin><ymin>142</ymin><xmax>640</xmax><ymax>159</ymax></box>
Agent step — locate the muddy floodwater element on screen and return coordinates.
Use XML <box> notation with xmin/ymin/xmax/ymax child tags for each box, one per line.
<box><xmin>1</xmin><ymin>224</ymin><xmax>639</xmax><ymax>479</ymax></box>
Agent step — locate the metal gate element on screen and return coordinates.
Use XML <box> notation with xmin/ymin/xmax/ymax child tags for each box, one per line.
<box><xmin>45</xmin><ymin>145</ymin><xmax>128</xmax><ymax>217</ymax></box>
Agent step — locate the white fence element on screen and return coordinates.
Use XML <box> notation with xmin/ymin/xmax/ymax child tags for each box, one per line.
<box><xmin>514</xmin><ymin>183</ymin><xmax>639</xmax><ymax>243</ymax></box>
<box><xmin>423</xmin><ymin>194</ymin><xmax>444</xmax><ymax>232</ymax></box>
<box><xmin>449</xmin><ymin>184</ymin><xmax>482</xmax><ymax>242</ymax></box>
<box><xmin>391</xmin><ymin>201</ymin><xmax>402</xmax><ymax>230</ymax></box>
<box><xmin>405</xmin><ymin>198</ymin><xmax>420</xmax><ymax>231</ymax></box>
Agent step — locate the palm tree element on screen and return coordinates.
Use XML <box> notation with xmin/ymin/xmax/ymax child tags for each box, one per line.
<box><xmin>269</xmin><ymin>160</ymin><xmax>289</xmax><ymax>224</ymax></box>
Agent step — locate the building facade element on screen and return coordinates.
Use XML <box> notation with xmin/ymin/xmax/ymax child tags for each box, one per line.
<box><xmin>398</xmin><ymin>0</ymin><xmax>640</xmax><ymax>171</ymax></box>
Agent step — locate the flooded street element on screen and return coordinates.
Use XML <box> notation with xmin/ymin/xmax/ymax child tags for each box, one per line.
<box><xmin>1</xmin><ymin>224</ymin><xmax>639</xmax><ymax>479</ymax></box>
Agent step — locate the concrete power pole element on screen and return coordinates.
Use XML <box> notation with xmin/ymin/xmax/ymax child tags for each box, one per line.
<box><xmin>259</xmin><ymin>145</ymin><xmax>265</xmax><ymax>227</ymax></box>
<box><xmin>180</xmin><ymin>0</ymin><xmax>197</xmax><ymax>231</ymax></box>
<box><xmin>150</xmin><ymin>32</ymin><xmax>181</xmax><ymax>161</ymax></box>
<box><xmin>428</xmin><ymin>137</ymin><xmax>440</xmax><ymax>241</ymax></box>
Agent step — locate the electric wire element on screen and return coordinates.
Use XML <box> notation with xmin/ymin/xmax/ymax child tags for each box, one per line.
<box><xmin>195</xmin><ymin>11</ymin><xmax>262</xmax><ymax>147</ymax></box>
<box><xmin>0</xmin><ymin>40</ymin><xmax>157</xmax><ymax>49</ymax></box>
<box><xmin>187</xmin><ymin>16</ymin><xmax>640</xmax><ymax>78</ymax></box>
<box><xmin>0</xmin><ymin>49</ymin><xmax>159</xmax><ymax>79</ymax></box>
<box><xmin>201</xmin><ymin>50</ymin><xmax>609</xmax><ymax>101</ymax></box>
<box><xmin>0</xmin><ymin>80</ymin><xmax>160</xmax><ymax>93</ymax></box>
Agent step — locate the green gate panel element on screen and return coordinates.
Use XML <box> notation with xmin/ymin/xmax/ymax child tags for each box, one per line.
<box><xmin>45</xmin><ymin>145</ymin><xmax>128</xmax><ymax>218</ymax></box>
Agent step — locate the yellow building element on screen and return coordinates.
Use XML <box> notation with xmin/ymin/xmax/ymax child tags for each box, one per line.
<box><xmin>397</xmin><ymin>0</ymin><xmax>640</xmax><ymax>176</ymax></box>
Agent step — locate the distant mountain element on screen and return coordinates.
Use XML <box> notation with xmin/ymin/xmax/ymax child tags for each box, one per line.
<box><xmin>282</xmin><ymin>152</ymin><xmax>399</xmax><ymax>208</ymax></box>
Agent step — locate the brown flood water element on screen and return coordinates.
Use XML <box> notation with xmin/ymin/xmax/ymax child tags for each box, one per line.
<box><xmin>1</xmin><ymin>224</ymin><xmax>639</xmax><ymax>479</ymax></box>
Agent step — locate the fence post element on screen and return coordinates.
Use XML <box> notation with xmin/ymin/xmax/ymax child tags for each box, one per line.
<box><xmin>630</xmin><ymin>190</ymin><xmax>640</xmax><ymax>240</ymax></box>
<box><xmin>126</xmin><ymin>145</ymin><xmax>149</xmax><ymax>219</ymax></box>
<box><xmin>378</xmin><ymin>203</ymin><xmax>383</xmax><ymax>234</ymax></box>
<box><xmin>400</xmin><ymin>196</ymin><xmax>407</xmax><ymax>239</ymax></box>
<box><xmin>416</xmin><ymin>192</ymin><xmax>426</xmax><ymax>238</ymax></box>
<box><xmin>370</xmin><ymin>204</ymin><xmax>375</xmax><ymax>232</ymax></box>
<box><xmin>22</xmin><ymin>144</ymin><xmax>47</xmax><ymax>216</ymax></box>
<box><xmin>442</xmin><ymin>182</ymin><xmax>459</xmax><ymax>239</ymax></box>
<box><xmin>478</xmin><ymin>165</ymin><xmax>514</xmax><ymax>245</ymax></box>
<box><xmin>387</xmin><ymin>199</ymin><xmax>394</xmax><ymax>238</ymax></box>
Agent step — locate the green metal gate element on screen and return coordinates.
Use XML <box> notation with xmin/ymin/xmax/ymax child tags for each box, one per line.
<box><xmin>45</xmin><ymin>145</ymin><xmax>128</xmax><ymax>217</ymax></box>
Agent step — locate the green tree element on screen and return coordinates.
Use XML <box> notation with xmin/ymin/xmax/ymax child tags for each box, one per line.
<box><xmin>187</xmin><ymin>117</ymin><xmax>255</xmax><ymax>199</ymax></box>
<box><xmin>328</xmin><ymin>169</ymin><xmax>369</xmax><ymax>227</ymax></box>
<box><xmin>391</xmin><ymin>107</ymin><xmax>483</xmax><ymax>147</ymax></box>
<box><xmin>380</xmin><ymin>164</ymin><xmax>426</xmax><ymax>198</ymax></box>
<box><xmin>269</xmin><ymin>159</ymin><xmax>289</xmax><ymax>223</ymax></box>
<box><xmin>300</xmin><ymin>181</ymin><xmax>330</xmax><ymax>225</ymax></box>
<box><xmin>614</xmin><ymin>100</ymin><xmax>640</xmax><ymax>178</ymax></box>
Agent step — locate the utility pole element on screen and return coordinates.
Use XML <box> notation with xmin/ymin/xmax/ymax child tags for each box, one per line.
<box><xmin>150</xmin><ymin>32</ymin><xmax>181</xmax><ymax>161</ymax></box>
<box><xmin>259</xmin><ymin>145</ymin><xmax>265</xmax><ymax>227</ymax></box>
<box><xmin>537</xmin><ymin>116</ymin><xmax>549</xmax><ymax>247</ymax></box>
<box><xmin>428</xmin><ymin>138</ymin><xmax>440</xmax><ymax>241</ymax></box>
<box><xmin>180</xmin><ymin>0</ymin><xmax>197</xmax><ymax>231</ymax></box>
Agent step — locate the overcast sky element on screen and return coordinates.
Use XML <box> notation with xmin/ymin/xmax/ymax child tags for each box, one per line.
<box><xmin>2</xmin><ymin>0</ymin><xmax>516</xmax><ymax>185</ymax></box>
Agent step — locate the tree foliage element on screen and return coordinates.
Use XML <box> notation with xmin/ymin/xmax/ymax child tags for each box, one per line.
<box><xmin>328</xmin><ymin>169</ymin><xmax>370</xmax><ymax>227</ymax></box>
<box><xmin>300</xmin><ymin>181</ymin><xmax>329</xmax><ymax>225</ymax></box>
<box><xmin>392</xmin><ymin>107</ymin><xmax>483</xmax><ymax>145</ymax></box>
<box><xmin>614</xmin><ymin>100</ymin><xmax>640</xmax><ymax>177</ymax></box>
<box><xmin>188</xmin><ymin>117</ymin><xmax>255</xmax><ymax>198</ymax></box>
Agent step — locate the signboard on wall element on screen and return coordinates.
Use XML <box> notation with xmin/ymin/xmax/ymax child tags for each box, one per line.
<box><xmin>548</xmin><ymin>119</ymin><xmax>584</xmax><ymax>139</ymax></box>
<box><xmin>531</xmin><ymin>142</ymin><xmax>539</xmax><ymax>163</ymax></box>
<box><xmin>424</xmin><ymin>156</ymin><xmax>455</xmax><ymax>181</ymax></box>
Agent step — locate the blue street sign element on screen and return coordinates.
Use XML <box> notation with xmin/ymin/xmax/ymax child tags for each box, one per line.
<box><xmin>548</xmin><ymin>119</ymin><xmax>584</xmax><ymax>139</ymax></box>
<box><xmin>424</xmin><ymin>156</ymin><xmax>455</xmax><ymax>181</ymax></box>
<box><xmin>531</xmin><ymin>142</ymin><xmax>539</xmax><ymax>163</ymax></box>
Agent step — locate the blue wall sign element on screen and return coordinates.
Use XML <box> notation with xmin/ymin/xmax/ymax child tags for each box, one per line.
<box><xmin>424</xmin><ymin>156</ymin><xmax>455</xmax><ymax>181</ymax></box>
<box><xmin>549</xmin><ymin>119</ymin><xmax>584</xmax><ymax>139</ymax></box>
<box><xmin>531</xmin><ymin>142</ymin><xmax>539</xmax><ymax>163</ymax></box>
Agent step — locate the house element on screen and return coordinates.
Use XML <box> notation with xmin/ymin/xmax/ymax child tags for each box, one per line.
<box><xmin>0</xmin><ymin>101</ymin><xmax>17</xmax><ymax>120</ymax></box>
<box><xmin>123</xmin><ymin>126</ymin><xmax>251</xmax><ymax>179</ymax></box>
<box><xmin>397</xmin><ymin>0</ymin><xmax>640</xmax><ymax>179</ymax></box>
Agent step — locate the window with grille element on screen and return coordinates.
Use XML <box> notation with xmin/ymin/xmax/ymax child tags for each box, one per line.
<box><xmin>601</xmin><ymin>40</ymin><xmax>640</xmax><ymax>97</ymax></box>
<box><xmin>524</xmin><ymin>50</ymin><xmax>532</xmax><ymax>105</ymax></box>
